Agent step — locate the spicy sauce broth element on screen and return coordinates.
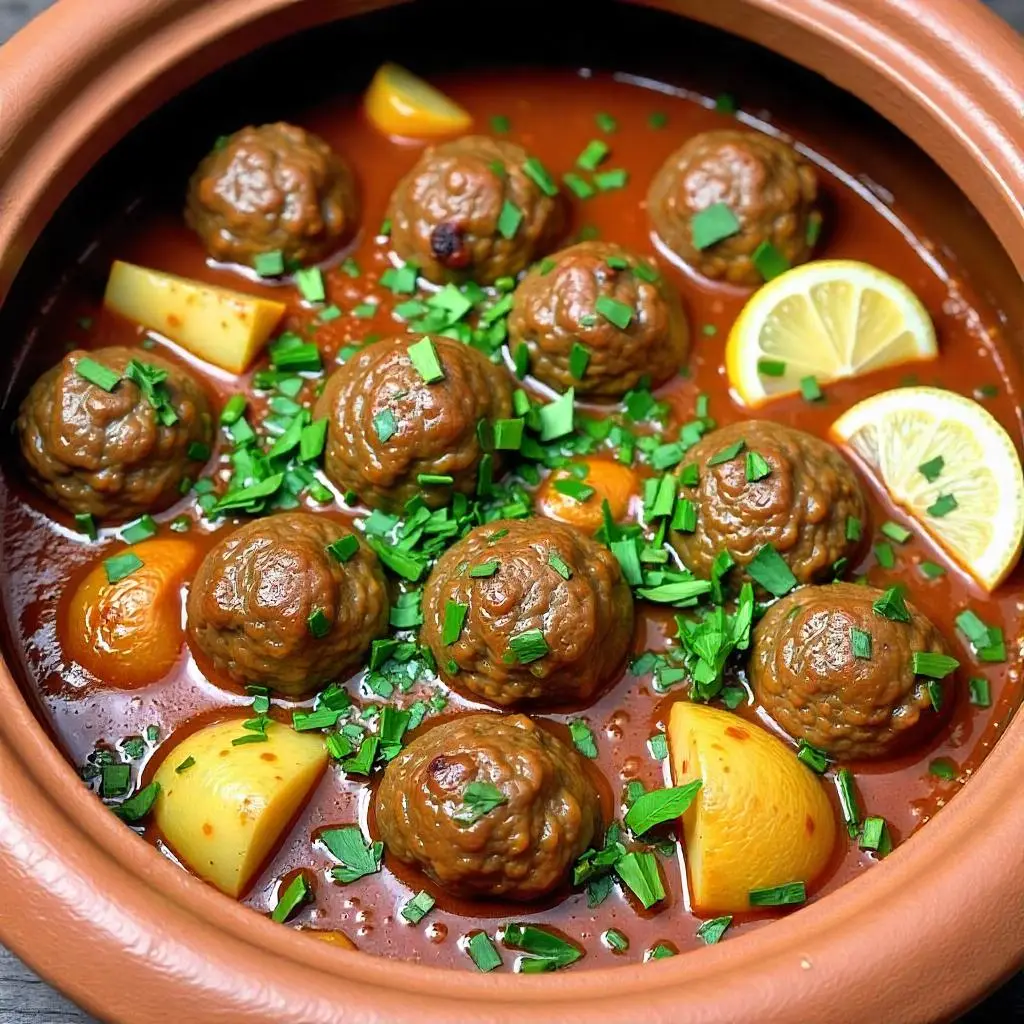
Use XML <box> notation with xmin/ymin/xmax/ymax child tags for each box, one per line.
<box><xmin>2</xmin><ymin>68</ymin><xmax>1022</xmax><ymax>969</ymax></box>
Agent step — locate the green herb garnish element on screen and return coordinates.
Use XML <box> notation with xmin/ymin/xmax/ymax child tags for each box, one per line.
<box><xmin>76</xmin><ymin>357</ymin><xmax>120</xmax><ymax>391</ymax></box>
<box><xmin>400</xmin><ymin>890</ymin><xmax>436</xmax><ymax>925</ymax></box>
<box><xmin>466</xmin><ymin>931</ymin><xmax>503</xmax><ymax>971</ymax></box>
<box><xmin>624</xmin><ymin>780</ymin><xmax>702</xmax><ymax>835</ymax></box>
<box><xmin>747</xmin><ymin>545</ymin><xmax>797</xmax><ymax>597</ymax></box>
<box><xmin>497</xmin><ymin>200</ymin><xmax>523</xmax><ymax>239</ymax></box>
<box><xmin>321</xmin><ymin>826</ymin><xmax>383</xmax><ymax>883</ymax></box>
<box><xmin>271</xmin><ymin>873</ymin><xmax>310</xmax><ymax>923</ymax></box>
<box><xmin>872</xmin><ymin>585</ymin><xmax>911</xmax><ymax>623</ymax></box>
<box><xmin>104</xmin><ymin>552</ymin><xmax>143</xmax><ymax>584</ymax></box>
<box><xmin>749</xmin><ymin>881</ymin><xmax>805</xmax><ymax>906</ymax></box>
<box><xmin>752</xmin><ymin>241</ymin><xmax>791</xmax><ymax>281</ymax></box>
<box><xmin>569</xmin><ymin>720</ymin><xmax>598</xmax><ymax>759</ymax></box>
<box><xmin>690</xmin><ymin>203</ymin><xmax>740</xmax><ymax>250</ymax></box>
<box><xmin>506</xmin><ymin>628</ymin><xmax>549</xmax><ymax>664</ymax></box>
<box><xmin>453</xmin><ymin>781</ymin><xmax>507</xmax><ymax>824</ymax></box>
<box><xmin>918</xmin><ymin>455</ymin><xmax>944</xmax><ymax>482</ymax></box>
<box><xmin>696</xmin><ymin>916</ymin><xmax>732</xmax><ymax>945</ymax></box>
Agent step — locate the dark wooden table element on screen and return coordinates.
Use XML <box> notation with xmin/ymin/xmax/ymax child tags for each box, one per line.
<box><xmin>1</xmin><ymin>0</ymin><xmax>1022</xmax><ymax>1020</ymax></box>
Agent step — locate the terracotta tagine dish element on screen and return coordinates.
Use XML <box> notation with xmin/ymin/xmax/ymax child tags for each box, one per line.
<box><xmin>0</xmin><ymin>0</ymin><xmax>1022</xmax><ymax>1021</ymax></box>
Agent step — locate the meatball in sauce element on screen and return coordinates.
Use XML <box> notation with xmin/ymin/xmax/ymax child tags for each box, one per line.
<box><xmin>315</xmin><ymin>335</ymin><xmax>514</xmax><ymax>511</ymax></box>
<box><xmin>669</xmin><ymin>420</ymin><xmax>867</xmax><ymax>592</ymax></box>
<box><xmin>376</xmin><ymin>714</ymin><xmax>602</xmax><ymax>900</ymax></box>
<box><xmin>507</xmin><ymin>240</ymin><xmax>690</xmax><ymax>398</ymax></box>
<box><xmin>386</xmin><ymin>135</ymin><xmax>565</xmax><ymax>284</ymax></box>
<box><xmin>187</xmin><ymin>512</ymin><xmax>389</xmax><ymax>697</ymax></box>
<box><xmin>420</xmin><ymin>519</ymin><xmax>634</xmax><ymax>708</ymax></box>
<box><xmin>752</xmin><ymin>583</ymin><xmax>954</xmax><ymax>760</ymax></box>
<box><xmin>648</xmin><ymin>129</ymin><xmax>819</xmax><ymax>286</ymax></box>
<box><xmin>17</xmin><ymin>346</ymin><xmax>211</xmax><ymax>523</ymax></box>
<box><xmin>186</xmin><ymin>122</ymin><xmax>359</xmax><ymax>267</ymax></box>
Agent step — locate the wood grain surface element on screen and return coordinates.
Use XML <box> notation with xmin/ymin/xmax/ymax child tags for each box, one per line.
<box><xmin>0</xmin><ymin>0</ymin><xmax>1021</xmax><ymax>1020</ymax></box>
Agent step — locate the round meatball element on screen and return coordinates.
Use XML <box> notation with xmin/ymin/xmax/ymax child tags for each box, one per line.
<box><xmin>187</xmin><ymin>512</ymin><xmax>389</xmax><ymax>698</ymax></box>
<box><xmin>648</xmin><ymin>130</ymin><xmax>818</xmax><ymax>287</ymax></box>
<box><xmin>386</xmin><ymin>135</ymin><xmax>564</xmax><ymax>285</ymax></box>
<box><xmin>17</xmin><ymin>346</ymin><xmax>211</xmax><ymax>523</ymax></box>
<box><xmin>185</xmin><ymin>122</ymin><xmax>358</xmax><ymax>267</ymax></box>
<box><xmin>314</xmin><ymin>335</ymin><xmax>514</xmax><ymax>511</ymax></box>
<box><xmin>751</xmin><ymin>583</ymin><xmax>954</xmax><ymax>759</ymax></box>
<box><xmin>669</xmin><ymin>420</ymin><xmax>866</xmax><ymax>591</ymax></box>
<box><xmin>376</xmin><ymin>714</ymin><xmax>601</xmax><ymax>900</ymax></box>
<box><xmin>420</xmin><ymin>518</ymin><xmax>634</xmax><ymax>707</ymax></box>
<box><xmin>507</xmin><ymin>241</ymin><xmax>690</xmax><ymax>398</ymax></box>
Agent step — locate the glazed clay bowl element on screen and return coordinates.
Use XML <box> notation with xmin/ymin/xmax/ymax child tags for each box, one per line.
<box><xmin>0</xmin><ymin>1</ymin><xmax>1022</xmax><ymax>1021</ymax></box>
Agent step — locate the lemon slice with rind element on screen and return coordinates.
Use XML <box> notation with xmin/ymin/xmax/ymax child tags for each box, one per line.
<box><xmin>726</xmin><ymin>259</ymin><xmax>937</xmax><ymax>406</ymax></box>
<box><xmin>365</xmin><ymin>63</ymin><xmax>472</xmax><ymax>139</ymax></box>
<box><xmin>830</xmin><ymin>386</ymin><xmax>1024</xmax><ymax>591</ymax></box>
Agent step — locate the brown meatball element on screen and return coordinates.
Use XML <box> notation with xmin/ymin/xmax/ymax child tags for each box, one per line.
<box><xmin>187</xmin><ymin>512</ymin><xmax>389</xmax><ymax>698</ymax></box>
<box><xmin>420</xmin><ymin>518</ymin><xmax>633</xmax><ymax>707</ymax></box>
<box><xmin>751</xmin><ymin>583</ymin><xmax>954</xmax><ymax>759</ymax></box>
<box><xmin>17</xmin><ymin>346</ymin><xmax>211</xmax><ymax>523</ymax></box>
<box><xmin>186</xmin><ymin>122</ymin><xmax>358</xmax><ymax>267</ymax></box>
<box><xmin>648</xmin><ymin>130</ymin><xmax>818</xmax><ymax>287</ymax></box>
<box><xmin>386</xmin><ymin>135</ymin><xmax>564</xmax><ymax>284</ymax></box>
<box><xmin>314</xmin><ymin>335</ymin><xmax>514</xmax><ymax>512</ymax></box>
<box><xmin>376</xmin><ymin>714</ymin><xmax>601</xmax><ymax>900</ymax></box>
<box><xmin>507</xmin><ymin>241</ymin><xmax>690</xmax><ymax>398</ymax></box>
<box><xmin>669</xmin><ymin>420</ymin><xmax>866</xmax><ymax>591</ymax></box>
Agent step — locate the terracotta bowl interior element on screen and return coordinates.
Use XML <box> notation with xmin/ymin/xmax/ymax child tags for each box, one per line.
<box><xmin>0</xmin><ymin>1</ymin><xmax>1021</xmax><ymax>1022</ymax></box>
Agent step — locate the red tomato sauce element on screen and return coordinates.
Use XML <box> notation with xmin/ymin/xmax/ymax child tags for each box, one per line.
<box><xmin>1</xmin><ymin>68</ymin><xmax>1021</xmax><ymax>970</ymax></box>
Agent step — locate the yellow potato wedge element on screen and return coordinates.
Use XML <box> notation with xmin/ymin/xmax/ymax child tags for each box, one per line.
<box><xmin>154</xmin><ymin>719</ymin><xmax>327</xmax><ymax>897</ymax></box>
<box><xmin>669</xmin><ymin>703</ymin><xmax>836</xmax><ymax>913</ymax></box>
<box><xmin>103</xmin><ymin>260</ymin><xmax>286</xmax><ymax>374</ymax></box>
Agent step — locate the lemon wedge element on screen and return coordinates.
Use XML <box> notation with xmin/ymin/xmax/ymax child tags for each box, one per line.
<box><xmin>365</xmin><ymin>63</ymin><xmax>472</xmax><ymax>140</ymax></box>
<box><xmin>726</xmin><ymin>259</ymin><xmax>937</xmax><ymax>406</ymax></box>
<box><xmin>831</xmin><ymin>386</ymin><xmax>1024</xmax><ymax>591</ymax></box>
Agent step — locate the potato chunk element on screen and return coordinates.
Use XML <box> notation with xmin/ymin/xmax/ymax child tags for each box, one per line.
<box><xmin>154</xmin><ymin>719</ymin><xmax>327</xmax><ymax>897</ymax></box>
<box><xmin>669</xmin><ymin>702</ymin><xmax>836</xmax><ymax>912</ymax></box>
<box><xmin>103</xmin><ymin>260</ymin><xmax>286</xmax><ymax>374</ymax></box>
<box><xmin>66</xmin><ymin>538</ymin><xmax>201</xmax><ymax>688</ymax></box>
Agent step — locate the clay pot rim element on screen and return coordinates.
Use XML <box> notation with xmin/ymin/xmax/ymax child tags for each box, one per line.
<box><xmin>0</xmin><ymin>1</ymin><xmax>1022</xmax><ymax>1021</ymax></box>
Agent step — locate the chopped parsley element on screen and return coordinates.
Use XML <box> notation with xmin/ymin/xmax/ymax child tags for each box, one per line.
<box><xmin>506</xmin><ymin>628</ymin><xmax>549</xmax><ymax>664</ymax></box>
<box><xmin>441</xmin><ymin>600</ymin><xmax>468</xmax><ymax>645</ymax></box>
<box><xmin>569</xmin><ymin>720</ymin><xmax>598</xmax><ymax>759</ymax></box>
<box><xmin>497</xmin><ymin>200</ymin><xmax>524</xmax><ymax>239</ymax></box>
<box><xmin>747</xmin><ymin>545</ymin><xmax>797</xmax><ymax>597</ymax></box>
<box><xmin>407</xmin><ymin>336</ymin><xmax>445</xmax><ymax>383</ymax></box>
<box><xmin>271</xmin><ymin>873</ymin><xmax>310</xmax><ymax>923</ymax></box>
<box><xmin>872</xmin><ymin>585</ymin><xmax>911</xmax><ymax>623</ymax></box>
<box><xmin>321</xmin><ymin>827</ymin><xmax>383</xmax><ymax>883</ymax></box>
<box><xmin>75</xmin><ymin>357</ymin><xmax>120</xmax><ymax>391</ymax></box>
<box><xmin>503</xmin><ymin>923</ymin><xmax>582</xmax><ymax>972</ymax></box>
<box><xmin>696</xmin><ymin>916</ymin><xmax>732</xmax><ymax>945</ymax></box>
<box><xmin>624</xmin><ymin>780</ymin><xmax>702</xmax><ymax>835</ymax></box>
<box><xmin>400</xmin><ymin>890</ymin><xmax>436</xmax><ymax>925</ymax></box>
<box><xmin>103</xmin><ymin>552</ymin><xmax>143</xmax><ymax>584</ymax></box>
<box><xmin>752</xmin><ymin>241</ymin><xmax>791</xmax><ymax>281</ymax></box>
<box><xmin>749</xmin><ymin>882</ymin><xmax>806</xmax><ymax>906</ymax></box>
<box><xmin>466</xmin><ymin>931</ymin><xmax>503</xmax><ymax>971</ymax></box>
<box><xmin>577</xmin><ymin>139</ymin><xmax>610</xmax><ymax>171</ymax></box>
<box><xmin>690</xmin><ymin>203</ymin><xmax>740</xmax><ymax>250</ymax></box>
<box><xmin>453</xmin><ymin>781</ymin><xmax>507</xmax><ymax>825</ymax></box>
